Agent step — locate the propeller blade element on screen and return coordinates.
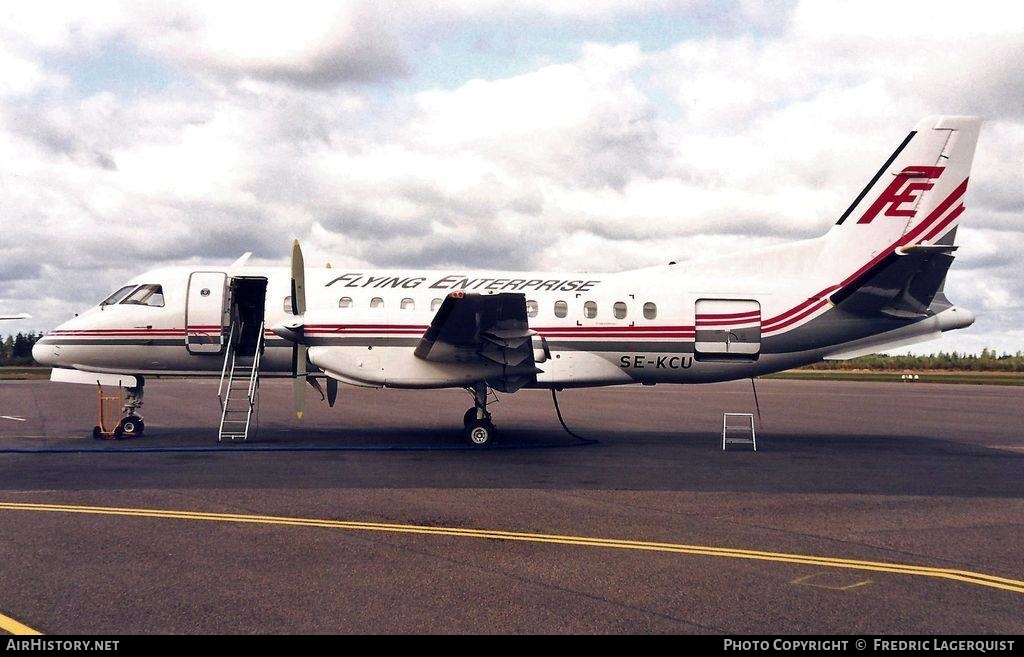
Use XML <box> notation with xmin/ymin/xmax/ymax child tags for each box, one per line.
<box><xmin>293</xmin><ymin>343</ymin><xmax>308</xmax><ymax>419</ymax></box>
<box><xmin>290</xmin><ymin>239</ymin><xmax>306</xmax><ymax>316</ymax></box>
<box><xmin>288</xmin><ymin>238</ymin><xmax>309</xmax><ymax>419</ymax></box>
<box><xmin>326</xmin><ymin>378</ymin><xmax>338</xmax><ymax>408</ymax></box>
<box><xmin>307</xmin><ymin>376</ymin><xmax>326</xmax><ymax>402</ymax></box>
<box><xmin>296</xmin><ymin>344</ymin><xmax>307</xmax><ymax>378</ymax></box>
<box><xmin>293</xmin><ymin>375</ymin><xmax>306</xmax><ymax>420</ymax></box>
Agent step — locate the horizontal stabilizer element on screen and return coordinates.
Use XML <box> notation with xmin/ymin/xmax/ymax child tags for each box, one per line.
<box><xmin>831</xmin><ymin>245</ymin><xmax>957</xmax><ymax>318</ymax></box>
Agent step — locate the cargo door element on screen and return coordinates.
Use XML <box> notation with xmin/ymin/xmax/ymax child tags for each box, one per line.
<box><xmin>694</xmin><ymin>299</ymin><xmax>760</xmax><ymax>360</ymax></box>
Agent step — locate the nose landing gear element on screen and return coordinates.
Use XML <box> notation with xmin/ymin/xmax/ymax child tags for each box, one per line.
<box><xmin>117</xmin><ymin>414</ymin><xmax>145</xmax><ymax>438</ymax></box>
<box><xmin>92</xmin><ymin>378</ymin><xmax>146</xmax><ymax>440</ymax></box>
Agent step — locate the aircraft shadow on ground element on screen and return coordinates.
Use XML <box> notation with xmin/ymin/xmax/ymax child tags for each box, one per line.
<box><xmin>7</xmin><ymin>423</ymin><xmax>1016</xmax><ymax>499</ymax></box>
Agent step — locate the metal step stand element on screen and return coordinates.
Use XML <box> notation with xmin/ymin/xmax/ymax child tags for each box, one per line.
<box><xmin>722</xmin><ymin>412</ymin><xmax>756</xmax><ymax>451</ymax></box>
<box><xmin>217</xmin><ymin>322</ymin><xmax>264</xmax><ymax>442</ymax></box>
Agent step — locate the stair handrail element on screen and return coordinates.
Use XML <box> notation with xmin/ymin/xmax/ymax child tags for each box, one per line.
<box><xmin>217</xmin><ymin>322</ymin><xmax>237</xmax><ymax>407</ymax></box>
<box><xmin>247</xmin><ymin>321</ymin><xmax>265</xmax><ymax>402</ymax></box>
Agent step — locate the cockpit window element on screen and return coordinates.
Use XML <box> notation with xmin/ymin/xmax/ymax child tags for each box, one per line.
<box><xmin>100</xmin><ymin>285</ymin><xmax>136</xmax><ymax>306</ymax></box>
<box><xmin>121</xmin><ymin>284</ymin><xmax>165</xmax><ymax>307</ymax></box>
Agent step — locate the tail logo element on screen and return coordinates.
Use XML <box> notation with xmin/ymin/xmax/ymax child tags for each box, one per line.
<box><xmin>858</xmin><ymin>166</ymin><xmax>945</xmax><ymax>224</ymax></box>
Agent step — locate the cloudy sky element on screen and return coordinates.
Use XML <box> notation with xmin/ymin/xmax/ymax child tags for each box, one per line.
<box><xmin>1</xmin><ymin>0</ymin><xmax>1021</xmax><ymax>353</ymax></box>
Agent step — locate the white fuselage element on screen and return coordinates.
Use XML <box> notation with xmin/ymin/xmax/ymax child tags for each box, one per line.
<box><xmin>32</xmin><ymin>257</ymin><xmax>971</xmax><ymax>390</ymax></box>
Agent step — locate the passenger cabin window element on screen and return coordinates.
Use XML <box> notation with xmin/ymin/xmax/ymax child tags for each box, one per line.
<box><xmin>283</xmin><ymin>296</ymin><xmax>292</xmax><ymax>312</ymax></box>
<box><xmin>431</xmin><ymin>298</ymin><xmax>443</xmax><ymax>311</ymax></box>
<box><xmin>370</xmin><ymin>297</ymin><xmax>384</xmax><ymax>309</ymax></box>
<box><xmin>101</xmin><ymin>285</ymin><xmax>136</xmax><ymax>306</ymax></box>
<box><xmin>339</xmin><ymin>297</ymin><xmax>353</xmax><ymax>308</ymax></box>
<box><xmin>554</xmin><ymin>300</ymin><xmax>568</xmax><ymax>318</ymax></box>
<box><xmin>643</xmin><ymin>302</ymin><xmax>657</xmax><ymax>320</ymax></box>
<box><xmin>526</xmin><ymin>300</ymin><xmax>538</xmax><ymax>318</ymax></box>
<box><xmin>613</xmin><ymin>301</ymin><xmax>627</xmax><ymax>319</ymax></box>
<box><xmin>121</xmin><ymin>284</ymin><xmax>165</xmax><ymax>307</ymax></box>
<box><xmin>584</xmin><ymin>301</ymin><xmax>597</xmax><ymax>319</ymax></box>
<box><xmin>401</xmin><ymin>298</ymin><xmax>415</xmax><ymax>310</ymax></box>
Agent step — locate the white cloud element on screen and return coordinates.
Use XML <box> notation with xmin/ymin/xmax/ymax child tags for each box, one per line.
<box><xmin>0</xmin><ymin>1</ymin><xmax>406</xmax><ymax>88</ymax></box>
<box><xmin>0</xmin><ymin>1</ymin><xmax>126</xmax><ymax>50</ymax></box>
<box><xmin>133</xmin><ymin>2</ymin><xmax>407</xmax><ymax>86</ymax></box>
<box><xmin>791</xmin><ymin>0</ymin><xmax>1024</xmax><ymax>38</ymax></box>
<box><xmin>0</xmin><ymin>46</ymin><xmax>61</xmax><ymax>97</ymax></box>
<box><xmin>410</xmin><ymin>43</ymin><xmax>661</xmax><ymax>190</ymax></box>
<box><xmin>398</xmin><ymin>0</ymin><xmax>707</xmax><ymax>23</ymax></box>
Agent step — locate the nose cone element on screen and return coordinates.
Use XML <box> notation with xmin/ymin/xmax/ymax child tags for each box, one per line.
<box><xmin>32</xmin><ymin>338</ymin><xmax>59</xmax><ymax>366</ymax></box>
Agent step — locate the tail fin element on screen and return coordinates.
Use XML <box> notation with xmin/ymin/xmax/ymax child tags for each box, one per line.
<box><xmin>817</xmin><ymin>115</ymin><xmax>981</xmax><ymax>298</ymax></box>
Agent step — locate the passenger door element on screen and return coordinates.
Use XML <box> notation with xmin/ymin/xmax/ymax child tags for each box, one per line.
<box><xmin>185</xmin><ymin>272</ymin><xmax>228</xmax><ymax>354</ymax></box>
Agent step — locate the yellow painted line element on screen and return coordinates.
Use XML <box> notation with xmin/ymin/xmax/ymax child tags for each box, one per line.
<box><xmin>2</xmin><ymin>502</ymin><xmax>1023</xmax><ymax>595</ymax></box>
<box><xmin>0</xmin><ymin>611</ymin><xmax>41</xmax><ymax>635</ymax></box>
<box><xmin>791</xmin><ymin>573</ymin><xmax>873</xmax><ymax>591</ymax></box>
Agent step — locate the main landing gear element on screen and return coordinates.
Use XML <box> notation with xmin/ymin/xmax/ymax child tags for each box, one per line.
<box><xmin>463</xmin><ymin>382</ymin><xmax>496</xmax><ymax>447</ymax></box>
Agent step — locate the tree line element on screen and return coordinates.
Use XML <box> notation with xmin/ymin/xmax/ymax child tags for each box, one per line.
<box><xmin>1</xmin><ymin>332</ymin><xmax>43</xmax><ymax>365</ymax></box>
<box><xmin>802</xmin><ymin>349</ymin><xmax>1024</xmax><ymax>372</ymax></box>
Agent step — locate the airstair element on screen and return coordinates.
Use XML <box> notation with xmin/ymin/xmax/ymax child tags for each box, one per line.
<box><xmin>217</xmin><ymin>322</ymin><xmax>263</xmax><ymax>442</ymax></box>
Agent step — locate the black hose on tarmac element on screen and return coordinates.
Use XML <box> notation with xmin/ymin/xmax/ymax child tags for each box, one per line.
<box><xmin>550</xmin><ymin>389</ymin><xmax>599</xmax><ymax>444</ymax></box>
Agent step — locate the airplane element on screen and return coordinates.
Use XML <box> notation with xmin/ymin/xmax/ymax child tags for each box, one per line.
<box><xmin>33</xmin><ymin>115</ymin><xmax>981</xmax><ymax>445</ymax></box>
<box><xmin>0</xmin><ymin>314</ymin><xmax>30</xmax><ymax>321</ymax></box>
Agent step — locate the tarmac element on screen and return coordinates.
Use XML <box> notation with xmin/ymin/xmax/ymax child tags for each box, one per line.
<box><xmin>0</xmin><ymin>378</ymin><xmax>1021</xmax><ymax>634</ymax></box>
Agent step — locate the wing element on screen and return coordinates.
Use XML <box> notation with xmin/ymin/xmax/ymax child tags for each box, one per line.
<box><xmin>414</xmin><ymin>292</ymin><xmax>538</xmax><ymax>370</ymax></box>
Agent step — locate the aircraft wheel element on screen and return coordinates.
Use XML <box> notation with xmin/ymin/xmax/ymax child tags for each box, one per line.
<box><xmin>463</xmin><ymin>407</ymin><xmax>477</xmax><ymax>427</ymax></box>
<box><xmin>465</xmin><ymin>419</ymin><xmax>495</xmax><ymax>447</ymax></box>
<box><xmin>118</xmin><ymin>416</ymin><xmax>144</xmax><ymax>438</ymax></box>
<box><xmin>92</xmin><ymin>426</ymin><xmax>103</xmax><ymax>440</ymax></box>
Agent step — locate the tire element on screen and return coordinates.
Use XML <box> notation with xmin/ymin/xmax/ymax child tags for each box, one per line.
<box><xmin>119</xmin><ymin>416</ymin><xmax>144</xmax><ymax>438</ymax></box>
<box><xmin>463</xmin><ymin>407</ymin><xmax>477</xmax><ymax>427</ymax></box>
<box><xmin>92</xmin><ymin>426</ymin><xmax>102</xmax><ymax>440</ymax></box>
<box><xmin>465</xmin><ymin>419</ymin><xmax>495</xmax><ymax>447</ymax></box>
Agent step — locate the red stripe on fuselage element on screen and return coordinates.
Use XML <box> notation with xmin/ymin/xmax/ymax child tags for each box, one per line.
<box><xmin>694</xmin><ymin>311</ymin><xmax>760</xmax><ymax>320</ymax></box>
<box><xmin>695</xmin><ymin>318</ymin><xmax>760</xmax><ymax>327</ymax></box>
<box><xmin>763</xmin><ymin>299</ymin><xmax>829</xmax><ymax>335</ymax></box>
<box><xmin>50</xmin><ymin>329</ymin><xmax>185</xmax><ymax>336</ymax></box>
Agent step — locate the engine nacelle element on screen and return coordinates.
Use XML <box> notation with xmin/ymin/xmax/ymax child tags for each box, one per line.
<box><xmin>309</xmin><ymin>345</ymin><xmax>514</xmax><ymax>389</ymax></box>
